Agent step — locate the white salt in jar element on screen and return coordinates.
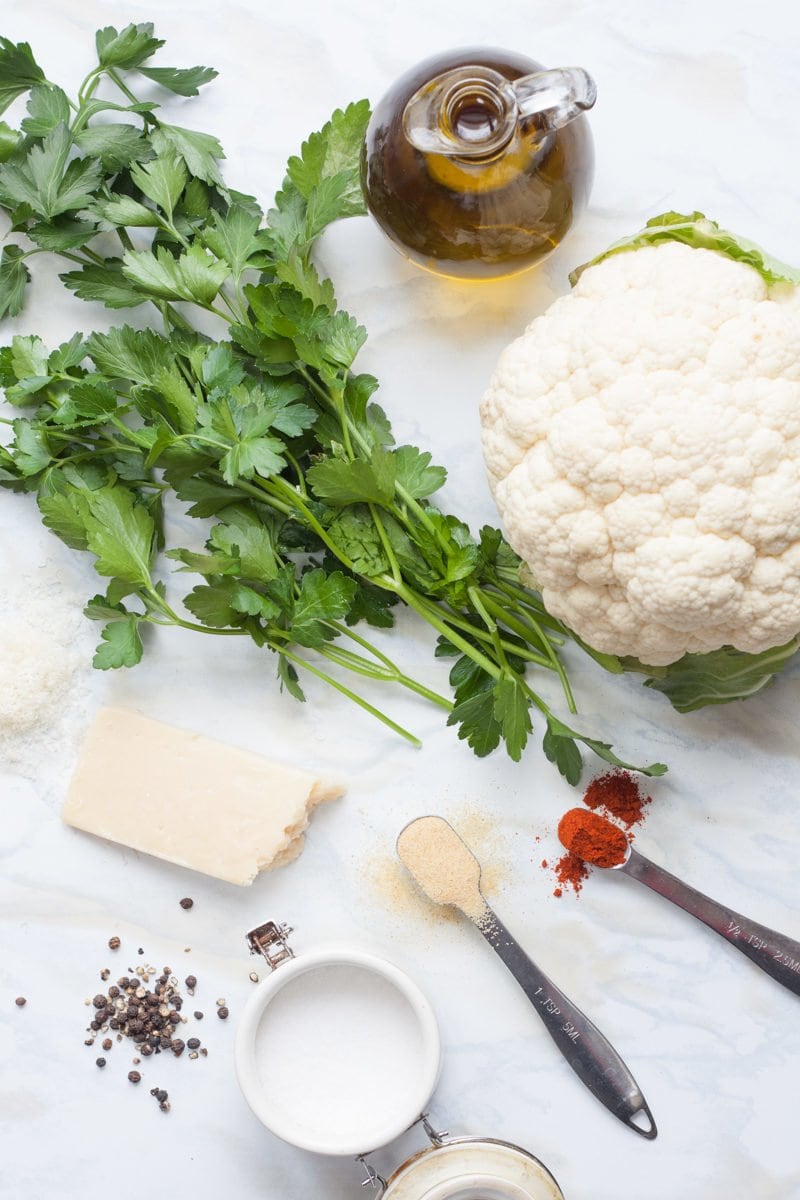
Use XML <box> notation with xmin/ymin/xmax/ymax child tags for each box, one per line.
<box><xmin>235</xmin><ymin>922</ymin><xmax>566</xmax><ymax>1200</ymax></box>
<box><xmin>236</xmin><ymin>929</ymin><xmax>441</xmax><ymax>1155</ymax></box>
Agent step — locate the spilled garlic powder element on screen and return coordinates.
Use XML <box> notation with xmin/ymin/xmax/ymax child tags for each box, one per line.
<box><xmin>396</xmin><ymin>816</ymin><xmax>486</xmax><ymax>920</ymax></box>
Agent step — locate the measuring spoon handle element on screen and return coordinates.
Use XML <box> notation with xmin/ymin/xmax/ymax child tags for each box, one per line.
<box><xmin>475</xmin><ymin>905</ymin><xmax>656</xmax><ymax>1138</ymax></box>
<box><xmin>623</xmin><ymin>849</ymin><xmax>800</xmax><ymax>998</ymax></box>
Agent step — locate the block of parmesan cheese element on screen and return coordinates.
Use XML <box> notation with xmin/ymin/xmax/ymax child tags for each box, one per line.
<box><xmin>62</xmin><ymin>707</ymin><xmax>343</xmax><ymax>884</ymax></box>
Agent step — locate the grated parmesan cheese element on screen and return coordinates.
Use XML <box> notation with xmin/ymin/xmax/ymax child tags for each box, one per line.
<box><xmin>0</xmin><ymin>560</ymin><xmax>97</xmax><ymax>785</ymax></box>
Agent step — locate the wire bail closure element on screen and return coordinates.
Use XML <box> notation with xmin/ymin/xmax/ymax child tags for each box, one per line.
<box><xmin>246</xmin><ymin>920</ymin><xmax>295</xmax><ymax>970</ymax></box>
<box><xmin>356</xmin><ymin>1112</ymin><xmax>451</xmax><ymax>1196</ymax></box>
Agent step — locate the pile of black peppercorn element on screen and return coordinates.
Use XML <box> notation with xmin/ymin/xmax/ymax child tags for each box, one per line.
<box><xmin>84</xmin><ymin>935</ymin><xmax>220</xmax><ymax>1110</ymax></box>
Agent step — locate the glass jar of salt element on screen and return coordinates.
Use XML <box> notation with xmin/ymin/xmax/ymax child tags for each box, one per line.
<box><xmin>235</xmin><ymin>920</ymin><xmax>565</xmax><ymax>1199</ymax></box>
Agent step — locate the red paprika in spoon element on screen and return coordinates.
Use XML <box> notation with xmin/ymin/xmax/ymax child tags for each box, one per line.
<box><xmin>557</xmin><ymin>808</ymin><xmax>629</xmax><ymax>869</ymax></box>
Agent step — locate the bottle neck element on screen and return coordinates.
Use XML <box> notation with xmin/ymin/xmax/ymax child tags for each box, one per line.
<box><xmin>403</xmin><ymin>63</ymin><xmax>596</xmax><ymax>161</ymax></box>
<box><xmin>439</xmin><ymin>76</ymin><xmax>517</xmax><ymax>158</ymax></box>
<box><xmin>403</xmin><ymin>67</ymin><xmax>518</xmax><ymax>160</ymax></box>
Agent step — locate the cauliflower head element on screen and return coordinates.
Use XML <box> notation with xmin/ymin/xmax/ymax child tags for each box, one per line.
<box><xmin>481</xmin><ymin>237</ymin><xmax>800</xmax><ymax>667</ymax></box>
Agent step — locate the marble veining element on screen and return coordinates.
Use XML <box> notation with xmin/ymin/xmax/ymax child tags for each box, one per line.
<box><xmin>1</xmin><ymin>1</ymin><xmax>799</xmax><ymax>1197</ymax></box>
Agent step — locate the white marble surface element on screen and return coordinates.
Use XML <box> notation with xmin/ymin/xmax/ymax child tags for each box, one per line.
<box><xmin>2</xmin><ymin>0</ymin><xmax>800</xmax><ymax>1197</ymax></box>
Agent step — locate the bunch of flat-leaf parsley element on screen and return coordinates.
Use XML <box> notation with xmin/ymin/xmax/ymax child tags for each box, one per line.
<box><xmin>0</xmin><ymin>23</ymin><xmax>665</xmax><ymax>781</ymax></box>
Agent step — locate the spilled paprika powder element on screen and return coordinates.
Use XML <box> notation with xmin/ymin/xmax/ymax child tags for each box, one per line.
<box><xmin>583</xmin><ymin>770</ymin><xmax>651</xmax><ymax>826</ymax></box>
<box><xmin>548</xmin><ymin>768</ymin><xmax>651</xmax><ymax>896</ymax></box>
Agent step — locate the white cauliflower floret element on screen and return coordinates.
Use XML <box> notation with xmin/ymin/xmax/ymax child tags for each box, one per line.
<box><xmin>480</xmin><ymin>241</ymin><xmax>800</xmax><ymax>666</ymax></box>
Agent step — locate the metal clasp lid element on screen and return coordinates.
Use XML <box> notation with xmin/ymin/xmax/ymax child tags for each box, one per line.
<box><xmin>357</xmin><ymin>1156</ymin><xmax>387</xmax><ymax>1193</ymax></box>
<box><xmin>357</xmin><ymin>1113</ymin><xmax>450</xmax><ymax>1196</ymax></box>
<box><xmin>246</xmin><ymin>921</ymin><xmax>295</xmax><ymax>971</ymax></box>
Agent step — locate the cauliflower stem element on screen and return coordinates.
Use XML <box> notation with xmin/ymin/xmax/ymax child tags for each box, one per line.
<box><xmin>621</xmin><ymin>639</ymin><xmax>800</xmax><ymax>712</ymax></box>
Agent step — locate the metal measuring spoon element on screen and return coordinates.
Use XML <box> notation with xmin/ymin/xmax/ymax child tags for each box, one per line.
<box><xmin>396</xmin><ymin>816</ymin><xmax>657</xmax><ymax>1139</ymax></box>
<box><xmin>571</xmin><ymin>817</ymin><xmax>800</xmax><ymax>998</ymax></box>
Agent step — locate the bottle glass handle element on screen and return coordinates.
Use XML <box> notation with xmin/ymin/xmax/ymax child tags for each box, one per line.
<box><xmin>512</xmin><ymin>67</ymin><xmax>597</xmax><ymax>133</ymax></box>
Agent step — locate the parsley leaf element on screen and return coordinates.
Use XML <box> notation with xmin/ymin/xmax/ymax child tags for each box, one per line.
<box><xmin>326</xmin><ymin>507</ymin><xmax>389</xmax><ymax>577</ymax></box>
<box><xmin>10</xmin><ymin>418</ymin><xmax>52</xmax><ymax>476</ymax></box>
<box><xmin>0</xmin><ymin>120</ymin><xmax>19</xmax><ymax>162</ymax></box>
<box><xmin>287</xmin><ymin>100</ymin><xmax>370</xmax><ymax>217</ymax></box>
<box><xmin>79</xmin><ymin>486</ymin><xmax>157</xmax><ymax>587</ymax></box>
<box><xmin>61</xmin><ymin>261</ymin><xmax>149</xmax><ymax>308</ymax></box>
<box><xmin>447</xmin><ymin>685</ymin><xmax>502</xmax><ymax>757</ymax></box>
<box><xmin>47</xmin><ymin>333</ymin><xmax>87</xmax><ymax>373</ymax></box>
<box><xmin>277</xmin><ymin>654</ymin><xmax>305</xmax><ymax>701</ymax></box>
<box><xmin>291</xmin><ymin>568</ymin><xmax>357</xmax><ymax>647</ymax></box>
<box><xmin>543</xmin><ymin>714</ymin><xmax>668</xmax><ymax>784</ymax></box>
<box><xmin>96</xmin><ymin>23</ymin><xmax>164</xmax><ymax>70</ymax></box>
<box><xmin>275</xmin><ymin>251</ymin><xmax>335</xmax><ymax>311</ymax></box>
<box><xmin>86</xmin><ymin>326</ymin><xmax>173</xmax><ymax>382</ymax></box>
<box><xmin>138</xmin><ymin>64</ymin><xmax>218</xmax><ymax>97</ymax></box>
<box><xmin>151</xmin><ymin>123</ymin><xmax>225</xmax><ymax>187</ymax></box>
<box><xmin>20</xmin><ymin>84</ymin><xmax>71</xmax><ymax>137</ymax></box>
<box><xmin>201</xmin><ymin>204</ymin><xmax>270</xmax><ymax>280</ymax></box>
<box><xmin>122</xmin><ymin>243</ymin><xmax>230</xmax><ymax>305</ymax></box>
<box><xmin>0</xmin><ymin>123</ymin><xmax>102</xmax><ymax>220</ymax></box>
<box><xmin>542</xmin><ymin>717</ymin><xmax>585</xmax><ymax>786</ymax></box>
<box><xmin>0</xmin><ymin>245</ymin><xmax>30</xmax><ymax>318</ymax></box>
<box><xmin>93</xmin><ymin>615</ymin><xmax>144</xmax><ymax>669</ymax></box>
<box><xmin>29</xmin><ymin>218</ymin><xmax>99</xmax><ymax>252</ymax></box>
<box><xmin>100</xmin><ymin>195</ymin><xmax>166</xmax><ymax>229</ymax></box>
<box><xmin>129</xmin><ymin>154</ymin><xmax>187</xmax><ymax>221</ymax></box>
<box><xmin>393</xmin><ymin>445</ymin><xmax>447</xmax><ymax>499</ymax></box>
<box><xmin>0</xmin><ymin>37</ymin><xmax>45</xmax><ymax>115</ymax></box>
<box><xmin>10</xmin><ymin>335</ymin><xmax>48</xmax><ymax>379</ymax></box>
<box><xmin>307</xmin><ymin>446</ymin><xmax>395</xmax><ymax>506</ymax></box>
<box><xmin>74</xmin><ymin>124</ymin><xmax>151</xmax><ymax>170</ymax></box>
<box><xmin>184</xmin><ymin>579</ymin><xmax>243</xmax><ymax>628</ymax></box>
<box><xmin>134</xmin><ymin>365</ymin><xmax>196</xmax><ymax>434</ymax></box>
<box><xmin>209</xmin><ymin>511</ymin><xmax>279</xmax><ymax>583</ymax></box>
<box><xmin>37</xmin><ymin>491</ymin><xmax>90</xmax><ymax>550</ymax></box>
<box><xmin>492</xmin><ymin>675</ymin><xmax>532</xmax><ymax>762</ymax></box>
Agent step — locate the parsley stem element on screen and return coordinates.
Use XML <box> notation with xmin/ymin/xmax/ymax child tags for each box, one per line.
<box><xmin>106</xmin><ymin>68</ymin><xmax>141</xmax><ymax>108</ymax></box>
<box><xmin>162</xmin><ymin>302</ymin><xmax>194</xmax><ymax>334</ymax></box>
<box><xmin>332</xmin><ymin>382</ymin><xmax>356</xmax><ymax>459</ymax></box>
<box><xmin>217</xmin><ymin>287</ymin><xmax>244</xmax><ymax>324</ymax></box>
<box><xmin>518</xmin><ymin>680</ymin><xmax>556</xmax><ymax>723</ymax></box>
<box><xmin>491</xmin><ymin>578</ymin><xmax>566</xmax><ymax>634</ymax></box>
<box><xmin>77</xmin><ymin>67</ymin><xmax>102</xmax><ymax>110</ymax></box>
<box><xmin>144</xmin><ymin>589</ymin><xmax>247</xmax><ymax>637</ymax></box>
<box><xmin>227</xmin><ymin>467</ymin><xmax>553</xmax><ymax>677</ymax></box>
<box><xmin>480</xmin><ymin>592</ymin><xmax>576</xmax><ymax>711</ymax></box>
<box><xmin>255</xmin><ymin>475</ymin><xmax>358</xmax><ymax>570</ymax></box>
<box><xmin>80</xmin><ymin>245</ymin><xmax>108</xmax><ymax>267</ymax></box>
<box><xmin>393</xmin><ymin>582</ymin><xmax>501</xmax><ymax>680</ymax></box>
<box><xmin>146</xmin><ymin>614</ymin><xmax>247</xmax><ymax>636</ymax></box>
<box><xmin>55</xmin><ymin>250</ymin><xmax>96</xmax><ymax>267</ymax></box>
<box><xmin>276</xmin><ymin>646</ymin><xmax>422</xmax><ymax>747</ymax></box>
<box><xmin>480</xmin><ymin>592</ymin><xmax>562</xmax><ymax>661</ymax></box>
<box><xmin>284</xmin><ymin>450</ymin><xmax>307</xmax><ymax>496</ymax></box>
<box><xmin>326</xmin><ymin>620</ymin><xmax>452</xmax><ymax>710</ymax></box>
<box><xmin>368</xmin><ymin>503</ymin><xmax>402</xmax><ymax>585</ymax></box>
<box><xmin>319</xmin><ymin>640</ymin><xmax>449</xmax><ymax>708</ymax></box>
<box><xmin>468</xmin><ymin>585</ymin><xmax>510</xmax><ymax>673</ymax></box>
<box><xmin>211</xmin><ymin>471</ymin><xmax>295</xmax><ymax>517</ymax></box>
<box><xmin>405</xmin><ymin>589</ymin><xmax>554</xmax><ymax>669</ymax></box>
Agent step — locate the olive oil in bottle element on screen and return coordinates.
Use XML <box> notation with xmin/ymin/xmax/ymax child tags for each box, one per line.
<box><xmin>362</xmin><ymin>47</ymin><xmax>596</xmax><ymax>280</ymax></box>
